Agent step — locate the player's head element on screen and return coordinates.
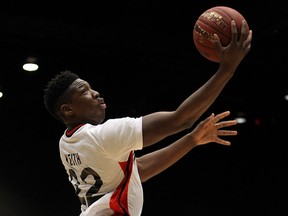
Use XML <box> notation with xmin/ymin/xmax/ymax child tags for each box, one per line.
<box><xmin>44</xmin><ymin>70</ymin><xmax>107</xmax><ymax>126</ymax></box>
<box><xmin>43</xmin><ymin>70</ymin><xmax>79</xmax><ymax>122</ymax></box>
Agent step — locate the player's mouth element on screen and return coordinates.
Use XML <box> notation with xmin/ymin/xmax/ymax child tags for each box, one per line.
<box><xmin>99</xmin><ymin>102</ymin><xmax>106</xmax><ymax>110</ymax></box>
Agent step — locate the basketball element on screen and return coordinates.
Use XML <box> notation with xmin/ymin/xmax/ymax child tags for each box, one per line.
<box><xmin>193</xmin><ymin>6</ymin><xmax>249</xmax><ymax>62</ymax></box>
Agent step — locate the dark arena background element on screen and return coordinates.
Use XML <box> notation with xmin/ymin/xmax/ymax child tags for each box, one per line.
<box><xmin>1</xmin><ymin>1</ymin><xmax>287</xmax><ymax>215</ymax></box>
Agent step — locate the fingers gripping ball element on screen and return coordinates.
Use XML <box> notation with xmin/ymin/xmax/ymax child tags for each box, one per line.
<box><xmin>193</xmin><ymin>6</ymin><xmax>249</xmax><ymax>62</ymax></box>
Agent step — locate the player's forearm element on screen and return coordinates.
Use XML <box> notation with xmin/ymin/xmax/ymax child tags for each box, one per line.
<box><xmin>142</xmin><ymin>68</ymin><xmax>235</xmax><ymax>147</ymax></box>
<box><xmin>137</xmin><ymin>133</ymin><xmax>197</xmax><ymax>182</ymax></box>
<box><xmin>176</xmin><ymin>68</ymin><xmax>234</xmax><ymax>126</ymax></box>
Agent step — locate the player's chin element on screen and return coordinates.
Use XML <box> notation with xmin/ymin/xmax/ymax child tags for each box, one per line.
<box><xmin>97</xmin><ymin>113</ymin><xmax>106</xmax><ymax>124</ymax></box>
<box><xmin>88</xmin><ymin>113</ymin><xmax>105</xmax><ymax>125</ymax></box>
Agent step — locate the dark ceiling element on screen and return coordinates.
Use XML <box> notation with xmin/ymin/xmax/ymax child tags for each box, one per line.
<box><xmin>1</xmin><ymin>1</ymin><xmax>288</xmax><ymax>216</ymax></box>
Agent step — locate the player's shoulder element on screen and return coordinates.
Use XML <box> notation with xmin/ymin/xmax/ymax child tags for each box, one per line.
<box><xmin>104</xmin><ymin>117</ymin><xmax>142</xmax><ymax>125</ymax></box>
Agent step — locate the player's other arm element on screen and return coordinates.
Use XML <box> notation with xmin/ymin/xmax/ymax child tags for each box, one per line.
<box><xmin>137</xmin><ymin>111</ymin><xmax>237</xmax><ymax>182</ymax></box>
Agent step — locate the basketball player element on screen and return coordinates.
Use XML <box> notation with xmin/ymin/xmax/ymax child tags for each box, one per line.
<box><xmin>43</xmin><ymin>20</ymin><xmax>252</xmax><ymax>216</ymax></box>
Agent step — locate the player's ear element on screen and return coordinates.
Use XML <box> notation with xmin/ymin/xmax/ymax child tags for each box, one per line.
<box><xmin>60</xmin><ymin>104</ymin><xmax>73</xmax><ymax>117</ymax></box>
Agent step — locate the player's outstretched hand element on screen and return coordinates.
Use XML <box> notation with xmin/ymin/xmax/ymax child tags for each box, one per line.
<box><xmin>191</xmin><ymin>111</ymin><xmax>238</xmax><ymax>146</ymax></box>
<box><xmin>214</xmin><ymin>20</ymin><xmax>252</xmax><ymax>67</ymax></box>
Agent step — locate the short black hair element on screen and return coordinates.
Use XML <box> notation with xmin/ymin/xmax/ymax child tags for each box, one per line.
<box><xmin>43</xmin><ymin>70</ymin><xmax>79</xmax><ymax>120</ymax></box>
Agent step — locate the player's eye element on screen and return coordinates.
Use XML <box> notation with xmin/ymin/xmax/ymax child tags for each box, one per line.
<box><xmin>81</xmin><ymin>88</ymin><xmax>88</xmax><ymax>94</ymax></box>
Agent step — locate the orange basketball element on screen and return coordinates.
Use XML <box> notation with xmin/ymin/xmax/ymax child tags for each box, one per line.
<box><xmin>193</xmin><ymin>6</ymin><xmax>249</xmax><ymax>62</ymax></box>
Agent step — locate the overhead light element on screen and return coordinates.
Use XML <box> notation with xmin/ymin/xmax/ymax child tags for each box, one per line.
<box><xmin>235</xmin><ymin>116</ymin><xmax>247</xmax><ymax>124</ymax></box>
<box><xmin>0</xmin><ymin>86</ymin><xmax>3</xmax><ymax>98</ymax></box>
<box><xmin>285</xmin><ymin>91</ymin><xmax>288</xmax><ymax>101</ymax></box>
<box><xmin>235</xmin><ymin>112</ymin><xmax>247</xmax><ymax>124</ymax></box>
<box><xmin>23</xmin><ymin>56</ymin><xmax>39</xmax><ymax>72</ymax></box>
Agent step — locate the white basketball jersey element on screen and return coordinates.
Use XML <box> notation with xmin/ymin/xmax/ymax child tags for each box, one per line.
<box><xmin>59</xmin><ymin>117</ymin><xmax>144</xmax><ymax>216</ymax></box>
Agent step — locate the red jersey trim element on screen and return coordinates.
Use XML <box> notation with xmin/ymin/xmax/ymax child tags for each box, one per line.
<box><xmin>65</xmin><ymin>124</ymin><xmax>85</xmax><ymax>137</ymax></box>
<box><xmin>110</xmin><ymin>151</ymin><xmax>134</xmax><ymax>216</ymax></box>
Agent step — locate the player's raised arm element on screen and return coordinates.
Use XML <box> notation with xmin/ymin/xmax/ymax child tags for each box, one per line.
<box><xmin>142</xmin><ymin>17</ymin><xmax>251</xmax><ymax>148</ymax></box>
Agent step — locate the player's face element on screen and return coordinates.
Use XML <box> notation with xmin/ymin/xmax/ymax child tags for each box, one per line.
<box><xmin>68</xmin><ymin>78</ymin><xmax>107</xmax><ymax>125</ymax></box>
